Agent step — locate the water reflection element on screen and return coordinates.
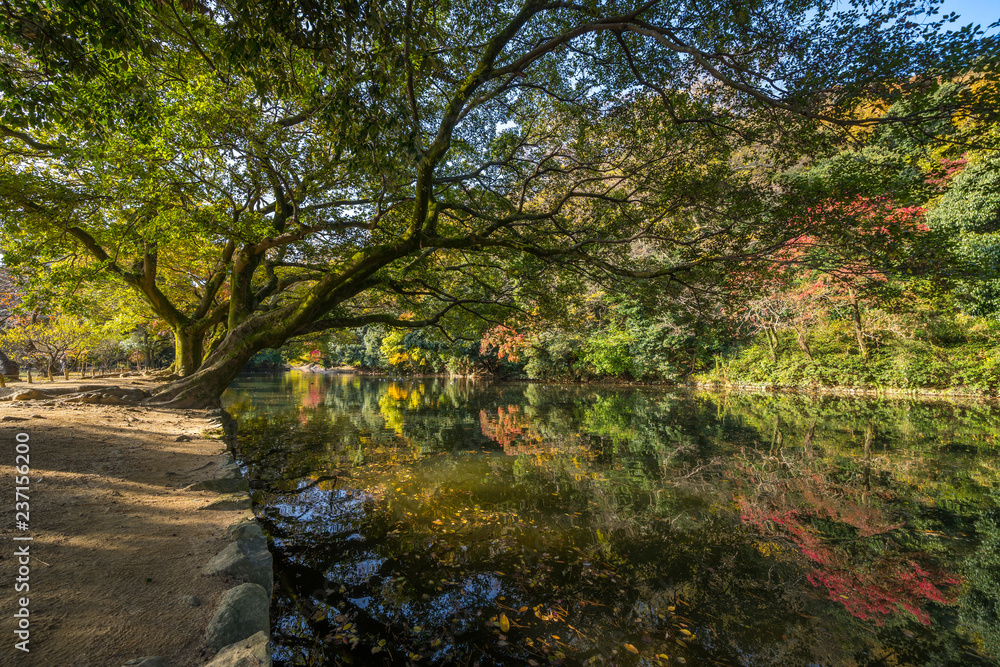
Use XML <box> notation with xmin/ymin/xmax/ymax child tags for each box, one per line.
<box><xmin>223</xmin><ymin>372</ymin><xmax>1000</xmax><ymax>666</ymax></box>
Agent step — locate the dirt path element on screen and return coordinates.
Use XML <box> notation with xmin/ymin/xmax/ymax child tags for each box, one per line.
<box><xmin>0</xmin><ymin>378</ymin><xmax>248</xmax><ymax>666</ymax></box>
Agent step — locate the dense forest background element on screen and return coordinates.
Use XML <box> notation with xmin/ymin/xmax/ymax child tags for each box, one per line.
<box><xmin>318</xmin><ymin>114</ymin><xmax>1000</xmax><ymax>393</ymax></box>
<box><xmin>0</xmin><ymin>0</ymin><xmax>998</xmax><ymax>397</ymax></box>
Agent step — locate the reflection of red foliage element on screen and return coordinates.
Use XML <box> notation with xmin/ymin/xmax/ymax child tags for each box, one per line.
<box><xmin>297</xmin><ymin>382</ymin><xmax>323</xmax><ymax>424</ymax></box>
<box><xmin>735</xmin><ymin>471</ymin><xmax>961</xmax><ymax>626</ymax></box>
<box><xmin>479</xmin><ymin>406</ymin><xmax>551</xmax><ymax>455</ymax></box>
<box><xmin>803</xmin><ymin>562</ymin><xmax>958</xmax><ymax>626</ymax></box>
<box><xmin>480</xmin><ymin>405</ymin><xmax>527</xmax><ymax>447</ymax></box>
<box><xmin>301</xmin><ymin>383</ymin><xmax>322</xmax><ymax>409</ymax></box>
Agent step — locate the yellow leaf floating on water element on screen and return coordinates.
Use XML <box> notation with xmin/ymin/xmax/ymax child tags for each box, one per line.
<box><xmin>499</xmin><ymin>614</ymin><xmax>510</xmax><ymax>632</ymax></box>
<box><xmin>432</xmin><ymin>519</ymin><xmax>444</xmax><ymax>525</ymax></box>
<box><xmin>625</xmin><ymin>643</ymin><xmax>639</xmax><ymax>654</ymax></box>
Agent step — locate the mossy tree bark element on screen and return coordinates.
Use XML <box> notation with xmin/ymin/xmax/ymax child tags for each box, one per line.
<box><xmin>848</xmin><ymin>288</ymin><xmax>869</xmax><ymax>360</ymax></box>
<box><xmin>172</xmin><ymin>329</ymin><xmax>206</xmax><ymax>377</ymax></box>
<box><xmin>794</xmin><ymin>326</ymin><xmax>814</xmax><ymax>361</ymax></box>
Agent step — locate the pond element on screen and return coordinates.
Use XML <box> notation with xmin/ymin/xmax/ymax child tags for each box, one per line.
<box><xmin>222</xmin><ymin>372</ymin><xmax>1000</xmax><ymax>666</ymax></box>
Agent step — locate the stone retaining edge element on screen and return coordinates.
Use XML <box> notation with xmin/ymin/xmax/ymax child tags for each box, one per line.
<box><xmin>199</xmin><ymin>408</ymin><xmax>274</xmax><ymax>667</ymax></box>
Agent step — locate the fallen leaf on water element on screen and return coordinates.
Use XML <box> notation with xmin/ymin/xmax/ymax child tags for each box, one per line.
<box><xmin>625</xmin><ymin>643</ymin><xmax>639</xmax><ymax>654</ymax></box>
<box><xmin>499</xmin><ymin>614</ymin><xmax>510</xmax><ymax>632</ymax></box>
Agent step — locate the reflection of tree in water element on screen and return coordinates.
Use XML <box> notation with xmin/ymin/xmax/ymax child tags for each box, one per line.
<box><xmin>961</xmin><ymin>510</ymin><xmax>1000</xmax><ymax>658</ymax></box>
<box><xmin>732</xmin><ymin>445</ymin><xmax>961</xmax><ymax>626</ymax></box>
<box><xmin>224</xmin><ymin>375</ymin><xmax>1000</xmax><ymax>665</ymax></box>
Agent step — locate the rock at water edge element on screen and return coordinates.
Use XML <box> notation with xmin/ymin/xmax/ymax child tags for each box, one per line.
<box><xmin>205</xmin><ymin>583</ymin><xmax>269</xmax><ymax>650</ymax></box>
<box><xmin>200</xmin><ymin>493</ymin><xmax>252</xmax><ymax>511</ymax></box>
<box><xmin>203</xmin><ymin>536</ymin><xmax>273</xmax><ymax>598</ymax></box>
<box><xmin>205</xmin><ymin>631</ymin><xmax>272</xmax><ymax>667</ymax></box>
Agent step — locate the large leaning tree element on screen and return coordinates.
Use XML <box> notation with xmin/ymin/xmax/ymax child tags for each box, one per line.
<box><xmin>0</xmin><ymin>0</ymin><xmax>997</xmax><ymax>406</ymax></box>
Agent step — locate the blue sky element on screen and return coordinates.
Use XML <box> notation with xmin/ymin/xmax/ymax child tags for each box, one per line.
<box><xmin>933</xmin><ymin>0</ymin><xmax>998</xmax><ymax>30</ymax></box>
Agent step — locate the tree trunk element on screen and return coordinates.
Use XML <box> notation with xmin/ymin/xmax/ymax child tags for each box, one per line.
<box><xmin>802</xmin><ymin>418</ymin><xmax>817</xmax><ymax>451</ymax></box>
<box><xmin>848</xmin><ymin>287</ymin><xmax>868</xmax><ymax>360</ymax></box>
<box><xmin>794</xmin><ymin>327</ymin><xmax>813</xmax><ymax>361</ymax></box>
<box><xmin>150</xmin><ymin>317</ymin><xmax>285</xmax><ymax>407</ymax></box>
<box><xmin>765</xmin><ymin>328</ymin><xmax>778</xmax><ymax>363</ymax></box>
<box><xmin>203</xmin><ymin>326</ymin><xmax>227</xmax><ymax>360</ymax></box>
<box><xmin>172</xmin><ymin>329</ymin><xmax>206</xmax><ymax>377</ymax></box>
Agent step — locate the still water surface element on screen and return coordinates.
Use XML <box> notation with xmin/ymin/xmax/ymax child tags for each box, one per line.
<box><xmin>222</xmin><ymin>372</ymin><xmax>1000</xmax><ymax>666</ymax></box>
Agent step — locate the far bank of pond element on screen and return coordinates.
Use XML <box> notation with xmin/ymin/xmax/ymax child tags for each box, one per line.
<box><xmin>270</xmin><ymin>365</ymin><xmax>1000</xmax><ymax>400</ymax></box>
<box><xmin>224</xmin><ymin>372</ymin><xmax>1000</xmax><ymax>666</ymax></box>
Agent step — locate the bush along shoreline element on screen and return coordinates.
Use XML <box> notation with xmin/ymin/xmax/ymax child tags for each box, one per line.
<box><xmin>275</xmin><ymin>309</ymin><xmax>1000</xmax><ymax>398</ymax></box>
<box><xmin>698</xmin><ymin>314</ymin><xmax>1000</xmax><ymax>397</ymax></box>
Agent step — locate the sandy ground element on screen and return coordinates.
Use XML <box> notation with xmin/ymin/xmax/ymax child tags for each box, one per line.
<box><xmin>0</xmin><ymin>377</ymin><xmax>250</xmax><ymax>666</ymax></box>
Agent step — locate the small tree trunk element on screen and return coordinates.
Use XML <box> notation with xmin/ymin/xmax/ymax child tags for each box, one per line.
<box><xmin>0</xmin><ymin>374</ymin><xmax>6</xmax><ymax>388</ymax></box>
<box><xmin>765</xmin><ymin>329</ymin><xmax>778</xmax><ymax>363</ymax></box>
<box><xmin>795</xmin><ymin>327</ymin><xmax>813</xmax><ymax>361</ymax></box>
<box><xmin>47</xmin><ymin>364</ymin><xmax>54</xmax><ymax>382</ymax></box>
<box><xmin>863</xmin><ymin>423</ymin><xmax>874</xmax><ymax>490</ymax></box>
<box><xmin>64</xmin><ymin>364</ymin><xmax>70</xmax><ymax>380</ymax></box>
<box><xmin>848</xmin><ymin>287</ymin><xmax>868</xmax><ymax>360</ymax></box>
<box><xmin>802</xmin><ymin>418</ymin><xmax>817</xmax><ymax>451</ymax></box>
<box><xmin>26</xmin><ymin>367</ymin><xmax>32</xmax><ymax>383</ymax></box>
